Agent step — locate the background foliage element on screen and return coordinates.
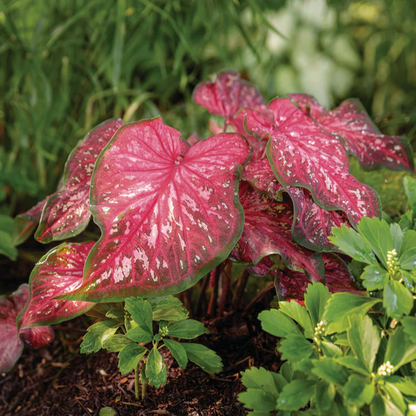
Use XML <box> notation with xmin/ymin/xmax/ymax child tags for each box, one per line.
<box><xmin>0</xmin><ymin>0</ymin><xmax>415</xmax><ymax>217</ymax></box>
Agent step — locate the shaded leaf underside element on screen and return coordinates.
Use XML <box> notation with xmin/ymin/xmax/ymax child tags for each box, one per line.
<box><xmin>18</xmin><ymin>242</ymin><xmax>95</xmax><ymax>328</ymax></box>
<box><xmin>64</xmin><ymin>117</ymin><xmax>250</xmax><ymax>301</ymax></box>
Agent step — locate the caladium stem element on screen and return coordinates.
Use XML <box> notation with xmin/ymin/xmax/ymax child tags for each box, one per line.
<box><xmin>140</xmin><ymin>364</ymin><xmax>148</xmax><ymax>401</ymax></box>
<box><xmin>135</xmin><ymin>365</ymin><xmax>140</xmax><ymax>400</ymax></box>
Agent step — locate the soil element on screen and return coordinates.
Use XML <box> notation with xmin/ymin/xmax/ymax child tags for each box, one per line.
<box><xmin>0</xmin><ymin>311</ymin><xmax>280</xmax><ymax>416</ymax></box>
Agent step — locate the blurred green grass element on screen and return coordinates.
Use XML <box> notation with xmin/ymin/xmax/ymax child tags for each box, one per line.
<box><xmin>0</xmin><ymin>0</ymin><xmax>415</xmax><ymax>218</ymax></box>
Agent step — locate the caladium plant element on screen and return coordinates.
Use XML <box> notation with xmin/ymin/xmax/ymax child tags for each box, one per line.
<box><xmin>4</xmin><ymin>70</ymin><xmax>413</xmax><ymax>384</ymax></box>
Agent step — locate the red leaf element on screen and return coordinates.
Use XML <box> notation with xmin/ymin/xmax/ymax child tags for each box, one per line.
<box><xmin>63</xmin><ymin>117</ymin><xmax>250</xmax><ymax>302</ymax></box>
<box><xmin>242</xmin><ymin>160</ymin><xmax>351</xmax><ymax>251</ymax></box>
<box><xmin>290</xmin><ymin>94</ymin><xmax>414</xmax><ymax>173</ymax></box>
<box><xmin>193</xmin><ymin>71</ymin><xmax>267</xmax><ymax>124</ymax></box>
<box><xmin>240</xmin><ymin>99</ymin><xmax>381</xmax><ymax>226</ymax></box>
<box><xmin>276</xmin><ymin>254</ymin><xmax>363</xmax><ymax>302</ymax></box>
<box><xmin>13</xmin><ymin>199</ymin><xmax>47</xmax><ymax>246</ymax></box>
<box><xmin>0</xmin><ymin>285</ymin><xmax>53</xmax><ymax>372</ymax></box>
<box><xmin>34</xmin><ymin>119</ymin><xmax>123</xmax><ymax>243</ymax></box>
<box><xmin>231</xmin><ymin>183</ymin><xmax>324</xmax><ymax>280</ymax></box>
<box><xmin>247</xmin><ymin>256</ymin><xmax>276</xmax><ymax>277</ymax></box>
<box><xmin>20</xmin><ymin>326</ymin><xmax>54</xmax><ymax>348</ymax></box>
<box><xmin>18</xmin><ymin>242</ymin><xmax>95</xmax><ymax>328</ymax></box>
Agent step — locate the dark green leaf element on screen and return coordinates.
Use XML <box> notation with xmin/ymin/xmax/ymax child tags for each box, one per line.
<box><xmin>126</xmin><ymin>325</ymin><xmax>153</xmax><ymax>344</ymax></box>
<box><xmin>399</xmin><ymin>230</ymin><xmax>416</xmax><ymax>270</ymax></box>
<box><xmin>146</xmin><ymin>346</ymin><xmax>167</xmax><ymax>388</ymax></box>
<box><xmin>357</xmin><ymin>217</ymin><xmax>394</xmax><ymax>268</ymax></box>
<box><xmin>402</xmin><ymin>316</ymin><xmax>416</xmax><ymax>343</ymax></box>
<box><xmin>329</xmin><ymin>225</ymin><xmax>377</xmax><ymax>265</ymax></box>
<box><xmin>398</xmin><ymin>211</ymin><xmax>413</xmax><ymax>232</ymax></box>
<box><xmin>361</xmin><ymin>265</ymin><xmax>389</xmax><ymax>291</ymax></box>
<box><xmin>335</xmin><ymin>356</ymin><xmax>371</xmax><ymax>376</ymax></box>
<box><xmin>238</xmin><ymin>389</ymin><xmax>277</xmax><ymax>413</ymax></box>
<box><xmin>182</xmin><ymin>343</ymin><xmax>223</xmax><ymax>374</ymax></box>
<box><xmin>167</xmin><ymin>319</ymin><xmax>209</xmax><ymax>339</ymax></box>
<box><xmin>118</xmin><ymin>344</ymin><xmax>147</xmax><ymax>375</ymax></box>
<box><xmin>323</xmin><ymin>293</ymin><xmax>381</xmax><ymax>333</ymax></box>
<box><xmin>304</xmin><ymin>283</ymin><xmax>331</xmax><ymax>328</ymax></box>
<box><xmin>125</xmin><ymin>298</ymin><xmax>153</xmax><ymax>335</ymax></box>
<box><xmin>390</xmin><ymin>224</ymin><xmax>404</xmax><ymax>253</ymax></box>
<box><xmin>276</xmin><ymin>380</ymin><xmax>315</xmax><ymax>411</ymax></box>
<box><xmin>315</xmin><ymin>380</ymin><xmax>335</xmax><ymax>413</ymax></box>
<box><xmin>279</xmin><ymin>301</ymin><xmax>314</xmax><ymax>339</ymax></box>
<box><xmin>343</xmin><ymin>374</ymin><xmax>375</xmax><ymax>407</ymax></box>
<box><xmin>383</xmin><ymin>280</ymin><xmax>413</xmax><ymax>319</ymax></box>
<box><xmin>163</xmin><ymin>339</ymin><xmax>188</xmax><ymax>369</ymax></box>
<box><xmin>258</xmin><ymin>309</ymin><xmax>302</xmax><ymax>338</ymax></box>
<box><xmin>103</xmin><ymin>334</ymin><xmax>135</xmax><ymax>352</ymax></box>
<box><xmin>370</xmin><ymin>395</ymin><xmax>386</xmax><ymax>416</ymax></box>
<box><xmin>105</xmin><ymin>307</ymin><xmax>124</xmax><ymax>321</ymax></box>
<box><xmin>80</xmin><ymin>320</ymin><xmax>120</xmax><ymax>354</ymax></box>
<box><xmin>311</xmin><ymin>358</ymin><xmax>349</xmax><ymax>387</ymax></box>
<box><xmin>347</xmin><ymin>315</ymin><xmax>380</xmax><ymax>372</ymax></box>
<box><xmin>404</xmin><ymin>176</ymin><xmax>416</xmax><ymax>214</ymax></box>
<box><xmin>385</xmin><ymin>327</ymin><xmax>416</xmax><ymax>369</ymax></box>
<box><xmin>278</xmin><ymin>334</ymin><xmax>315</xmax><ymax>363</ymax></box>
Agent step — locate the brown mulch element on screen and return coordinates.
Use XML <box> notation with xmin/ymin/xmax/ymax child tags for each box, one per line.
<box><xmin>0</xmin><ymin>312</ymin><xmax>279</xmax><ymax>416</ymax></box>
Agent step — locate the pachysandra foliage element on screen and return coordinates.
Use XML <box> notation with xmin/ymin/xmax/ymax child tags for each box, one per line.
<box><xmin>3</xmin><ymin>70</ymin><xmax>414</xmax><ymax>381</ymax></box>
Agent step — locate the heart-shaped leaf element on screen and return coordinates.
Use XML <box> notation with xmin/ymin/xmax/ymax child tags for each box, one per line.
<box><xmin>0</xmin><ymin>284</ymin><xmax>53</xmax><ymax>372</ymax></box>
<box><xmin>35</xmin><ymin>119</ymin><xmax>123</xmax><ymax>243</ymax></box>
<box><xmin>231</xmin><ymin>183</ymin><xmax>324</xmax><ymax>280</ymax></box>
<box><xmin>275</xmin><ymin>254</ymin><xmax>363</xmax><ymax>302</ymax></box>
<box><xmin>238</xmin><ymin>98</ymin><xmax>381</xmax><ymax>226</ymax></box>
<box><xmin>64</xmin><ymin>117</ymin><xmax>250</xmax><ymax>302</ymax></box>
<box><xmin>290</xmin><ymin>94</ymin><xmax>414</xmax><ymax>173</ymax></box>
<box><xmin>18</xmin><ymin>242</ymin><xmax>95</xmax><ymax>329</ymax></box>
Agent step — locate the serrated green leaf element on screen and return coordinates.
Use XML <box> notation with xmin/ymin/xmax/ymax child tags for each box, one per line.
<box><xmin>146</xmin><ymin>346</ymin><xmax>167</xmax><ymax>388</ymax></box>
<box><xmin>278</xmin><ymin>334</ymin><xmax>315</xmax><ymax>363</ymax></box>
<box><xmin>404</xmin><ymin>176</ymin><xmax>416</xmax><ymax>214</ymax></box>
<box><xmin>329</xmin><ymin>225</ymin><xmax>377</xmax><ymax>265</ymax></box>
<box><xmin>315</xmin><ymin>380</ymin><xmax>335</xmax><ymax>413</ymax></box>
<box><xmin>385</xmin><ymin>327</ymin><xmax>416</xmax><ymax>370</ymax></box>
<box><xmin>118</xmin><ymin>343</ymin><xmax>147</xmax><ymax>375</ymax></box>
<box><xmin>258</xmin><ymin>309</ymin><xmax>302</xmax><ymax>338</ymax></box>
<box><xmin>280</xmin><ymin>362</ymin><xmax>294</xmax><ymax>383</ymax></box>
<box><xmin>398</xmin><ymin>210</ymin><xmax>413</xmax><ymax>232</ymax></box>
<box><xmin>388</xmin><ymin>376</ymin><xmax>416</xmax><ymax>396</ymax></box>
<box><xmin>335</xmin><ymin>356</ymin><xmax>371</xmax><ymax>376</ymax></box>
<box><xmin>105</xmin><ymin>307</ymin><xmax>124</xmax><ymax>321</ymax></box>
<box><xmin>126</xmin><ymin>325</ymin><xmax>153</xmax><ymax>344</ymax></box>
<box><xmin>80</xmin><ymin>320</ymin><xmax>120</xmax><ymax>354</ymax></box>
<box><xmin>383</xmin><ymin>280</ymin><xmax>413</xmax><ymax>319</ymax></box>
<box><xmin>343</xmin><ymin>374</ymin><xmax>375</xmax><ymax>407</ymax></box>
<box><xmin>304</xmin><ymin>283</ymin><xmax>331</xmax><ymax>328</ymax></box>
<box><xmin>402</xmin><ymin>316</ymin><xmax>416</xmax><ymax>343</ymax></box>
<box><xmin>163</xmin><ymin>339</ymin><xmax>188</xmax><ymax>369</ymax></box>
<box><xmin>103</xmin><ymin>334</ymin><xmax>135</xmax><ymax>352</ymax></box>
<box><xmin>276</xmin><ymin>380</ymin><xmax>315</xmax><ymax>411</ymax></box>
<box><xmin>279</xmin><ymin>301</ymin><xmax>314</xmax><ymax>339</ymax></box>
<box><xmin>238</xmin><ymin>389</ymin><xmax>277</xmax><ymax>413</ymax></box>
<box><xmin>149</xmin><ymin>296</ymin><xmax>189</xmax><ymax>322</ymax></box>
<box><xmin>181</xmin><ymin>343</ymin><xmax>223</xmax><ymax>375</ymax></box>
<box><xmin>399</xmin><ymin>230</ymin><xmax>416</xmax><ymax>270</ymax></box>
<box><xmin>357</xmin><ymin>217</ymin><xmax>394</xmax><ymax>268</ymax></box>
<box><xmin>167</xmin><ymin>319</ymin><xmax>209</xmax><ymax>339</ymax></box>
<box><xmin>347</xmin><ymin>315</ymin><xmax>380</xmax><ymax>372</ymax></box>
<box><xmin>361</xmin><ymin>265</ymin><xmax>389</xmax><ymax>291</ymax></box>
<box><xmin>370</xmin><ymin>394</ymin><xmax>386</xmax><ymax>416</ymax></box>
<box><xmin>311</xmin><ymin>358</ymin><xmax>349</xmax><ymax>387</ymax></box>
<box><xmin>241</xmin><ymin>367</ymin><xmax>282</xmax><ymax>397</ymax></box>
<box><xmin>383</xmin><ymin>398</ymin><xmax>405</xmax><ymax>416</ymax></box>
<box><xmin>390</xmin><ymin>224</ymin><xmax>404</xmax><ymax>253</ymax></box>
<box><xmin>323</xmin><ymin>293</ymin><xmax>381</xmax><ymax>333</ymax></box>
<box><xmin>99</xmin><ymin>407</ymin><xmax>117</xmax><ymax>416</ymax></box>
<box><xmin>320</xmin><ymin>341</ymin><xmax>343</xmax><ymax>358</ymax></box>
<box><xmin>125</xmin><ymin>298</ymin><xmax>153</xmax><ymax>335</ymax></box>
<box><xmin>382</xmin><ymin>383</ymin><xmax>407</xmax><ymax>414</ymax></box>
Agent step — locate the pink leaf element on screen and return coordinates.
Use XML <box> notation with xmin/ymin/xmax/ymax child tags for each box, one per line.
<box><xmin>0</xmin><ymin>284</ymin><xmax>53</xmax><ymax>372</ymax></box>
<box><xmin>231</xmin><ymin>183</ymin><xmax>324</xmax><ymax>280</ymax></box>
<box><xmin>18</xmin><ymin>242</ymin><xmax>95</xmax><ymax>328</ymax></box>
<box><xmin>276</xmin><ymin>254</ymin><xmax>363</xmax><ymax>302</ymax></box>
<box><xmin>193</xmin><ymin>71</ymin><xmax>267</xmax><ymax>123</ymax></box>
<box><xmin>34</xmin><ymin>119</ymin><xmax>123</xmax><ymax>243</ymax></box>
<box><xmin>240</xmin><ymin>99</ymin><xmax>381</xmax><ymax>226</ymax></box>
<box><xmin>63</xmin><ymin>117</ymin><xmax>250</xmax><ymax>302</ymax></box>
<box><xmin>13</xmin><ymin>199</ymin><xmax>47</xmax><ymax>246</ymax></box>
<box><xmin>242</xmin><ymin>160</ymin><xmax>351</xmax><ymax>251</ymax></box>
<box><xmin>290</xmin><ymin>94</ymin><xmax>414</xmax><ymax>173</ymax></box>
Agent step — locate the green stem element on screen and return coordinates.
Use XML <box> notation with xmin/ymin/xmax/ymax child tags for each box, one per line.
<box><xmin>141</xmin><ymin>364</ymin><xmax>148</xmax><ymax>401</ymax></box>
<box><xmin>135</xmin><ymin>365</ymin><xmax>140</xmax><ymax>400</ymax></box>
